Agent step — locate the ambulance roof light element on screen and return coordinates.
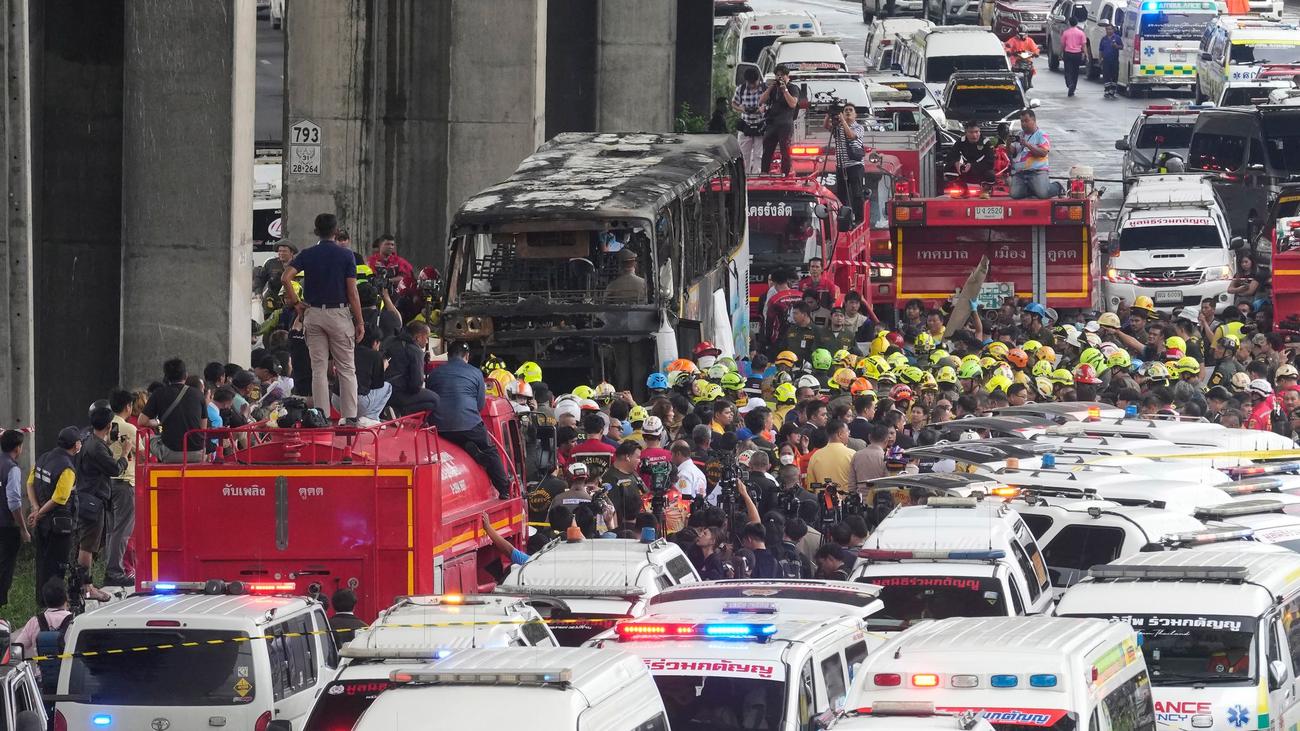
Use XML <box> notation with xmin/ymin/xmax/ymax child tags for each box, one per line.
<box><xmin>1089</xmin><ymin>563</ymin><xmax>1249</xmax><ymax>581</ymax></box>
<box><xmin>390</xmin><ymin>667</ymin><xmax>574</xmax><ymax>686</ymax></box>
<box><xmin>860</xmin><ymin>548</ymin><xmax>1007</xmax><ymax>561</ymax></box>
<box><xmin>614</xmin><ymin>620</ymin><xmax>778</xmax><ymax>642</ymax></box>
<box><xmin>1193</xmin><ymin>500</ymin><xmax>1286</xmax><ymax>520</ymax></box>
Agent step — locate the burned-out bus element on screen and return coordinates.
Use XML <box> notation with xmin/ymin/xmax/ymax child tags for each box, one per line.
<box><xmin>442</xmin><ymin>133</ymin><xmax>749</xmax><ymax>393</ymax></box>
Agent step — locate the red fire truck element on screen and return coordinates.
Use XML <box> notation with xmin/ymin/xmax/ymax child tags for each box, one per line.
<box><xmin>134</xmin><ymin>402</ymin><xmax>528</xmax><ymax>619</ymax></box>
<box><xmin>1270</xmin><ymin>185</ymin><xmax>1300</xmax><ymax>329</ymax></box>
<box><xmin>888</xmin><ymin>180</ymin><xmax>1101</xmax><ymax>313</ymax></box>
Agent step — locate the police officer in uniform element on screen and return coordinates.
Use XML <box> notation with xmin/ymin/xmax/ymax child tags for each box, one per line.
<box><xmin>780</xmin><ymin>302</ymin><xmax>831</xmax><ymax>362</ymax></box>
<box><xmin>25</xmin><ymin>427</ymin><xmax>81</xmax><ymax>606</ymax></box>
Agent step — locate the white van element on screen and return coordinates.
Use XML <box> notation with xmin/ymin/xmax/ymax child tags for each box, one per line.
<box><xmin>590</xmin><ymin>580</ymin><xmax>887</xmax><ymax>730</ymax></box>
<box><xmin>844</xmin><ymin>616</ymin><xmax>1157</xmax><ymax>731</ymax></box>
<box><xmin>865</xmin><ymin>17</ymin><xmax>934</xmax><ymax>69</ymax></box>
<box><xmin>1197</xmin><ymin>16</ymin><xmax>1300</xmax><ymax>106</ymax></box>
<box><xmin>56</xmin><ymin>581</ymin><xmax>336</xmax><ymax>731</ymax></box>
<box><xmin>498</xmin><ymin>536</ymin><xmax>700</xmax><ymax>646</ymax></box>
<box><xmin>1056</xmin><ymin>549</ymin><xmax>1300</xmax><ymax>731</ymax></box>
<box><xmin>849</xmin><ymin>498</ymin><xmax>1055</xmax><ymax>623</ymax></box>
<box><xmin>1112</xmin><ymin>0</ymin><xmax>1218</xmax><ymax>95</ymax></box>
<box><xmin>352</xmin><ymin>647</ymin><xmax>669</xmax><ymax>730</ymax></box>
<box><xmin>1102</xmin><ymin>174</ymin><xmax>1236</xmax><ymax>312</ymax></box>
<box><xmin>302</xmin><ymin>594</ymin><xmax>557</xmax><ymax>729</ymax></box>
<box><xmin>757</xmin><ymin>34</ymin><xmax>851</xmax><ymax>77</ymax></box>
<box><xmin>831</xmin><ymin>701</ymin><xmax>997</xmax><ymax>731</ymax></box>
<box><xmin>893</xmin><ymin>26</ymin><xmax>1011</xmax><ymax>92</ymax></box>
<box><xmin>719</xmin><ymin>11</ymin><xmax>825</xmax><ymax>72</ymax></box>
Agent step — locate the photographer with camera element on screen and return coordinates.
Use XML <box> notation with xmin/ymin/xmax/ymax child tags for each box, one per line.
<box><xmin>760</xmin><ymin>65</ymin><xmax>800</xmax><ymax>176</ymax></box>
<box><xmin>744</xmin><ymin>450</ymin><xmax>779</xmax><ymax>514</ymax></box>
<box><xmin>731</xmin><ymin>66</ymin><xmax>766</xmax><ymax>174</ymax></box>
<box><xmin>366</xmin><ymin>234</ymin><xmax>414</xmax><ymax>291</ymax></box>
<box><xmin>601</xmin><ymin>440</ymin><xmax>645</xmax><ymax>527</ymax></box>
<box><xmin>825</xmin><ymin>102</ymin><xmax>866</xmax><ymax>225</ymax></box>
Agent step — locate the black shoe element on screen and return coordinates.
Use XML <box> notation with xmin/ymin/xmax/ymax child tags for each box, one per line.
<box><xmin>1068</xmin><ymin>89</ymin><xmax>1075</xmax><ymax>96</ymax></box>
<box><xmin>104</xmin><ymin>574</ymin><xmax>135</xmax><ymax>587</ymax></box>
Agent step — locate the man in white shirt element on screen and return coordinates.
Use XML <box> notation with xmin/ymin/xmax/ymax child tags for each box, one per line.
<box><xmin>670</xmin><ymin>440</ymin><xmax>708</xmax><ymax>504</ymax></box>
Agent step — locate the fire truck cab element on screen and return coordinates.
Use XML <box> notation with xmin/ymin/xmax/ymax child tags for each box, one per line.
<box><xmin>888</xmin><ymin>170</ymin><xmax>1100</xmax><ymax>316</ymax></box>
<box><xmin>134</xmin><ymin>406</ymin><xmax>528</xmax><ymax>621</ymax></box>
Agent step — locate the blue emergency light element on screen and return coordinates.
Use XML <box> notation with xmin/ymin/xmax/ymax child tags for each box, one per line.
<box><xmin>1125</xmin><ymin>404</ymin><xmax>1138</xmax><ymax>417</ymax></box>
<box><xmin>91</xmin><ymin>715</ymin><xmax>113</xmax><ymax>727</ymax></box>
<box><xmin>990</xmin><ymin>674</ymin><xmax>1019</xmax><ymax>688</ymax></box>
<box><xmin>705</xmin><ymin>623</ymin><xmax>778</xmax><ymax>638</ymax></box>
<box><xmin>152</xmin><ymin>582</ymin><xmax>177</xmax><ymax>592</ymax></box>
<box><xmin>616</xmin><ymin>620</ymin><xmax>778</xmax><ymax>641</ymax></box>
<box><xmin>1030</xmin><ymin>674</ymin><xmax>1059</xmax><ymax>687</ymax></box>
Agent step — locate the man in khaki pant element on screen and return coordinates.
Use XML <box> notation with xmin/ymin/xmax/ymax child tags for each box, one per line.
<box><xmin>282</xmin><ymin>213</ymin><xmax>364</xmax><ymax>424</ymax></box>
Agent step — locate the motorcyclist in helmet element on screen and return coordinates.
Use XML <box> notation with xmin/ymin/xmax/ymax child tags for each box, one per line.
<box><xmin>1004</xmin><ymin>29</ymin><xmax>1040</xmax><ymax>69</ymax></box>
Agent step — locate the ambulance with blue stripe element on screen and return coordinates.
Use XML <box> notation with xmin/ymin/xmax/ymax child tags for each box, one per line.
<box><xmin>1114</xmin><ymin>0</ymin><xmax>1218</xmax><ymax>97</ymax></box>
<box><xmin>1196</xmin><ymin>16</ymin><xmax>1300</xmax><ymax>107</ymax></box>
<box><xmin>843</xmin><ymin>616</ymin><xmax>1155</xmax><ymax>731</ymax></box>
<box><xmin>1057</xmin><ymin>550</ymin><xmax>1300</xmax><ymax>731</ymax></box>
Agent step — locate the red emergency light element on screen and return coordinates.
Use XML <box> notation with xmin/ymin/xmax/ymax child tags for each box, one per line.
<box><xmin>790</xmin><ymin>145</ymin><xmax>823</xmax><ymax>157</ymax></box>
<box><xmin>239</xmin><ymin>581</ymin><xmax>298</xmax><ymax>595</ymax></box>
<box><xmin>944</xmin><ymin>182</ymin><xmax>983</xmax><ymax>199</ymax></box>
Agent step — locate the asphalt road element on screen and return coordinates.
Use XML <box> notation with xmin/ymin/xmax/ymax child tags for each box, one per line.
<box><xmin>255</xmin><ymin>9</ymin><xmax>284</xmax><ymax>144</ymax></box>
<box><xmin>750</xmin><ymin>0</ymin><xmax>1202</xmax><ymax>221</ymax></box>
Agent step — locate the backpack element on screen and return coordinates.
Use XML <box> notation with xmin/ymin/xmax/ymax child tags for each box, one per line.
<box><xmin>35</xmin><ymin>611</ymin><xmax>73</xmax><ymax>694</ymax></box>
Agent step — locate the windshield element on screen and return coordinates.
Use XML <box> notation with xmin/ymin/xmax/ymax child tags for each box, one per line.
<box><xmin>304</xmin><ymin>679</ymin><xmax>394</xmax><ymax>731</ymax></box>
<box><xmin>1118</xmin><ymin>224</ymin><xmax>1222</xmax><ymax>250</ymax></box>
<box><xmin>945</xmin><ymin>82</ymin><xmax>1025</xmax><ymax>120</ymax></box>
<box><xmin>1221</xmin><ymin>85</ymin><xmax>1287</xmax><ymax>106</ymax></box>
<box><xmin>1135</xmin><ymin>122</ymin><xmax>1194</xmax><ymax>149</ymax></box>
<box><xmin>748</xmin><ymin>193</ymin><xmax>826</xmax><ymax>275</ymax></box>
<box><xmin>1263</xmin><ymin>112</ymin><xmax>1300</xmax><ymax>174</ymax></box>
<box><xmin>1139</xmin><ymin>12</ymin><xmax>1215</xmax><ymax>39</ymax></box>
<box><xmin>865</xmin><ymin>575</ymin><xmax>1009</xmax><ymax>623</ymax></box>
<box><xmin>926</xmin><ymin>56</ymin><xmax>1008</xmax><ymax>84</ymax></box>
<box><xmin>1230</xmin><ymin>42</ymin><xmax>1300</xmax><ymax>65</ymax></box>
<box><xmin>69</xmin><ymin>629</ymin><xmax>255</xmax><ymax>706</ymax></box>
<box><xmin>742</xmin><ymin>35</ymin><xmax>777</xmax><ymax>63</ymax></box>
<box><xmin>655</xmin><ymin>674</ymin><xmax>786</xmax><ymax>731</ymax></box>
<box><xmin>1068</xmin><ymin>614</ymin><xmax>1258</xmax><ymax>686</ymax></box>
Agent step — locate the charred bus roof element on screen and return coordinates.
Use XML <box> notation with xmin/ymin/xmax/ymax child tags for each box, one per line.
<box><xmin>452</xmin><ymin>133</ymin><xmax>742</xmax><ymax>234</ymax></box>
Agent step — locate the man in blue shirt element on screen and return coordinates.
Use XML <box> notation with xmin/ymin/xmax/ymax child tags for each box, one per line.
<box><xmin>426</xmin><ymin>342</ymin><xmax>512</xmax><ymax>499</ymax></box>
<box><xmin>1098</xmin><ymin>23</ymin><xmax>1123</xmax><ymax>99</ymax></box>
<box><xmin>282</xmin><ymin>213</ymin><xmax>364</xmax><ymax>425</ymax></box>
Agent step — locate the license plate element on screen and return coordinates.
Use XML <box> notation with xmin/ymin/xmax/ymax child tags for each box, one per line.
<box><xmin>1024</xmin><ymin>23</ymin><xmax>1044</xmax><ymax>31</ymax></box>
<box><xmin>1154</xmin><ymin>289</ymin><xmax>1183</xmax><ymax>304</ymax></box>
<box><xmin>1169</xmin><ymin>52</ymin><xmax>1187</xmax><ymax>62</ymax></box>
<box><xmin>975</xmin><ymin>206</ymin><xmax>1004</xmax><ymax>220</ymax></box>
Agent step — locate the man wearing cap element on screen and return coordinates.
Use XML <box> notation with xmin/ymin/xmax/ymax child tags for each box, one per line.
<box><xmin>1207</xmin><ymin>336</ymin><xmax>1245</xmax><ymax>389</ymax></box>
<box><xmin>604</xmin><ymin>248</ymin><xmax>647</xmax><ymax>303</ymax></box>
<box><xmin>1098</xmin><ymin>311</ymin><xmax>1144</xmax><ymax>354</ymax></box>
<box><xmin>1205</xmin><ymin>385</ymin><xmax>1235</xmax><ymax>423</ymax></box>
<box><xmin>551</xmin><ymin>463</ymin><xmax>594</xmax><ymax>511</ymax></box>
<box><xmin>638</xmin><ymin>417</ymin><xmax>674</xmax><ymax>495</ymax></box>
<box><xmin>26</xmin><ymin>427</ymin><xmax>81</xmax><ymax>605</ymax></box>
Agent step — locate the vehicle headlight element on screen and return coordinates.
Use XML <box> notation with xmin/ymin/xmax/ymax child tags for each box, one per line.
<box><xmin>1201</xmin><ymin>265</ymin><xmax>1232</xmax><ymax>282</ymax></box>
<box><xmin>1105</xmin><ymin>268</ymin><xmax>1137</xmax><ymax>283</ymax></box>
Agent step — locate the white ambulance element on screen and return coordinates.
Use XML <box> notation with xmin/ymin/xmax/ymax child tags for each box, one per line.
<box><xmin>497</xmin><ymin>536</ymin><xmax>700</xmax><ymax>646</ymax></box>
<box><xmin>1196</xmin><ymin>16</ymin><xmax>1300</xmax><ymax>106</ymax></box>
<box><xmin>352</xmin><ymin>648</ymin><xmax>669</xmax><ymax>731</ymax></box>
<box><xmin>589</xmin><ymin>580</ymin><xmax>888</xmax><ymax>731</ymax></box>
<box><xmin>1112</xmin><ymin>0</ymin><xmax>1219</xmax><ymax>96</ymax></box>
<box><xmin>1056</xmin><ymin>550</ymin><xmax>1300</xmax><ymax>731</ymax></box>
<box><xmin>56</xmin><ymin>580</ymin><xmax>336</xmax><ymax>731</ymax></box>
<box><xmin>849</xmin><ymin>498</ymin><xmax>1055</xmax><ymax>623</ymax></box>
<box><xmin>843</xmin><ymin>616</ymin><xmax>1156</xmax><ymax>731</ymax></box>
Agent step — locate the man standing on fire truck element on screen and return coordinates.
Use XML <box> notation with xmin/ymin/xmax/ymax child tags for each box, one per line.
<box><xmin>427</xmin><ymin>342</ymin><xmax>512</xmax><ymax>499</ymax></box>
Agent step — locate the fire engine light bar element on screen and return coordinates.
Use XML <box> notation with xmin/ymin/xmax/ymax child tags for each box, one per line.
<box><xmin>234</xmin><ymin>581</ymin><xmax>298</xmax><ymax>595</ymax></box>
<box><xmin>1089</xmin><ymin>564</ymin><xmax>1248</xmax><ymax>581</ymax></box>
<box><xmin>990</xmin><ymin>674</ymin><xmax>1018</xmax><ymax>687</ymax></box>
<box><xmin>614</xmin><ymin>621</ymin><xmax>777</xmax><ymax>641</ymax></box>
<box><xmin>872</xmin><ymin>701</ymin><xmax>937</xmax><ymax>716</ymax></box>
<box><xmin>790</xmin><ymin>145</ymin><xmax>823</xmax><ymax>156</ymax></box>
<box><xmin>860</xmin><ymin>549</ymin><xmax>1007</xmax><ymax>561</ymax></box>
<box><xmin>1227</xmin><ymin>463</ymin><xmax>1300</xmax><ymax>477</ymax></box>
<box><xmin>1215</xmin><ymin>478</ymin><xmax>1282</xmax><ymax>496</ymax></box>
<box><xmin>1162</xmin><ymin>526</ymin><xmax>1255</xmax><ymax>545</ymax></box>
<box><xmin>1193</xmin><ymin>500</ymin><xmax>1285</xmax><ymax>520</ymax></box>
<box><xmin>390</xmin><ymin>667</ymin><xmax>574</xmax><ymax>686</ymax></box>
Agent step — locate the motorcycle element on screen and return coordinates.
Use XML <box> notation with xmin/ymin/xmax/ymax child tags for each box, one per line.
<box><xmin>1012</xmin><ymin>50</ymin><xmax>1036</xmax><ymax>91</ymax></box>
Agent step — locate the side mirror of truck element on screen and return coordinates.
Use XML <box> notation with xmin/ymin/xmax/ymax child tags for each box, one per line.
<box><xmin>1114</xmin><ymin>138</ymin><xmax>1130</xmax><ymax>151</ymax></box>
<box><xmin>813</xmin><ymin>204</ymin><xmax>830</xmax><ymax>220</ymax></box>
<box><xmin>1270</xmin><ymin>660</ymin><xmax>1288</xmax><ymax>691</ymax></box>
<box><xmin>1230</xmin><ymin>236</ymin><xmax>1247</xmax><ymax>250</ymax></box>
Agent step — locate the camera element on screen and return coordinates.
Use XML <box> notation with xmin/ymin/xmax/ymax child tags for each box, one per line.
<box><xmin>590</xmin><ymin>485</ymin><xmax>610</xmax><ymax>515</ymax></box>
